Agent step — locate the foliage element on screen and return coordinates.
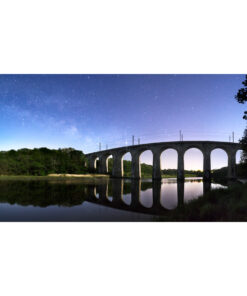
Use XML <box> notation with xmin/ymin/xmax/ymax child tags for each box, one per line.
<box><xmin>162</xmin><ymin>169</ymin><xmax>202</xmax><ymax>177</ymax></box>
<box><xmin>235</xmin><ymin>75</ymin><xmax>247</xmax><ymax>176</ymax></box>
<box><xmin>235</xmin><ymin>74</ymin><xmax>247</xmax><ymax>119</ymax></box>
<box><xmin>211</xmin><ymin>167</ymin><xmax>227</xmax><ymax>179</ymax></box>
<box><xmin>239</xmin><ymin>129</ymin><xmax>247</xmax><ymax>163</ymax></box>
<box><xmin>158</xmin><ymin>183</ymin><xmax>247</xmax><ymax>221</ymax></box>
<box><xmin>0</xmin><ymin>148</ymin><xmax>88</xmax><ymax>176</ymax></box>
<box><xmin>107</xmin><ymin>158</ymin><xmax>137</xmax><ymax>177</ymax></box>
<box><xmin>211</xmin><ymin>163</ymin><xmax>247</xmax><ymax>179</ymax></box>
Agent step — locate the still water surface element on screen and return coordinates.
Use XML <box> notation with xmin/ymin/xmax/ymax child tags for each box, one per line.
<box><xmin>0</xmin><ymin>178</ymin><xmax>226</xmax><ymax>221</ymax></box>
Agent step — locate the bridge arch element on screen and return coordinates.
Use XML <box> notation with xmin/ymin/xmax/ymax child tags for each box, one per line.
<box><xmin>98</xmin><ymin>153</ymin><xmax>113</xmax><ymax>174</ymax></box>
<box><xmin>106</xmin><ymin>154</ymin><xmax>113</xmax><ymax>174</ymax></box>
<box><xmin>184</xmin><ymin>148</ymin><xmax>203</xmax><ymax>175</ymax></box>
<box><xmin>236</xmin><ymin>148</ymin><xmax>243</xmax><ymax>162</ymax></box>
<box><xmin>110</xmin><ymin>149</ymin><xmax>131</xmax><ymax>178</ymax></box>
<box><xmin>139</xmin><ymin>149</ymin><xmax>153</xmax><ymax>178</ymax></box>
<box><xmin>160</xmin><ymin>148</ymin><xmax>178</xmax><ymax>178</ymax></box>
<box><xmin>180</xmin><ymin>145</ymin><xmax>204</xmax><ymax>180</ymax></box>
<box><xmin>122</xmin><ymin>152</ymin><xmax>132</xmax><ymax>177</ymax></box>
<box><xmin>88</xmin><ymin>155</ymin><xmax>98</xmax><ymax>173</ymax></box>
<box><xmin>184</xmin><ymin>145</ymin><xmax>204</xmax><ymax>155</ymax></box>
<box><xmin>210</xmin><ymin>145</ymin><xmax>228</xmax><ymax>155</ymax></box>
<box><xmin>211</xmin><ymin>148</ymin><xmax>228</xmax><ymax>170</ymax></box>
<box><xmin>236</xmin><ymin>148</ymin><xmax>245</xmax><ymax>178</ymax></box>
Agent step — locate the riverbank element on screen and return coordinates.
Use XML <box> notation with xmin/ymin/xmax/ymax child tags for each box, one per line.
<box><xmin>0</xmin><ymin>174</ymin><xmax>201</xmax><ymax>180</ymax></box>
<box><xmin>48</xmin><ymin>173</ymin><xmax>109</xmax><ymax>178</ymax></box>
<box><xmin>0</xmin><ymin>174</ymin><xmax>110</xmax><ymax>181</ymax></box>
<box><xmin>159</xmin><ymin>182</ymin><xmax>247</xmax><ymax>221</ymax></box>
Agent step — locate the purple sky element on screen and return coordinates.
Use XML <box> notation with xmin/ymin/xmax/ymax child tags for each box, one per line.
<box><xmin>0</xmin><ymin>74</ymin><xmax>245</xmax><ymax>169</ymax></box>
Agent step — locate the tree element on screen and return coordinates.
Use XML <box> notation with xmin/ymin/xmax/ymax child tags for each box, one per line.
<box><xmin>0</xmin><ymin>148</ymin><xmax>88</xmax><ymax>176</ymax></box>
<box><xmin>235</xmin><ymin>75</ymin><xmax>247</xmax><ymax>119</ymax></box>
<box><xmin>235</xmin><ymin>75</ymin><xmax>247</xmax><ymax>174</ymax></box>
<box><xmin>240</xmin><ymin>129</ymin><xmax>247</xmax><ymax>163</ymax></box>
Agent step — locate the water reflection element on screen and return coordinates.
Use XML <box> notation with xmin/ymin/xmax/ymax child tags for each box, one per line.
<box><xmin>85</xmin><ymin>178</ymin><xmax>225</xmax><ymax>215</ymax></box>
<box><xmin>160</xmin><ymin>182</ymin><xmax>178</xmax><ymax>210</ymax></box>
<box><xmin>140</xmin><ymin>187</ymin><xmax>153</xmax><ymax>208</ymax></box>
<box><xmin>0</xmin><ymin>178</ymin><xmax>227</xmax><ymax>221</ymax></box>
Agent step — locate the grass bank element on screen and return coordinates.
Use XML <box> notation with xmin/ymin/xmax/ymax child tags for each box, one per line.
<box><xmin>0</xmin><ymin>174</ymin><xmax>199</xmax><ymax>180</ymax></box>
<box><xmin>0</xmin><ymin>174</ymin><xmax>109</xmax><ymax>181</ymax></box>
<box><xmin>161</xmin><ymin>174</ymin><xmax>201</xmax><ymax>178</ymax></box>
<box><xmin>124</xmin><ymin>174</ymin><xmax>201</xmax><ymax>179</ymax></box>
<box><xmin>159</xmin><ymin>182</ymin><xmax>247</xmax><ymax>221</ymax></box>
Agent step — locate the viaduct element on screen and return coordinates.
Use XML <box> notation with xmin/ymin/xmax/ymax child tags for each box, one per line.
<box><xmin>85</xmin><ymin>141</ymin><xmax>242</xmax><ymax>180</ymax></box>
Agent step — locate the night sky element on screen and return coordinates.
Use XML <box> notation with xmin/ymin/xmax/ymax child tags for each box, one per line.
<box><xmin>0</xmin><ymin>74</ymin><xmax>245</xmax><ymax>170</ymax></box>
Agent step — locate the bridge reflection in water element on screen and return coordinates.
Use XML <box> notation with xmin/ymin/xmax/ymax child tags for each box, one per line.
<box><xmin>0</xmin><ymin>178</ymin><xmax>227</xmax><ymax>221</ymax></box>
<box><xmin>85</xmin><ymin>178</ymin><xmax>216</xmax><ymax>216</ymax></box>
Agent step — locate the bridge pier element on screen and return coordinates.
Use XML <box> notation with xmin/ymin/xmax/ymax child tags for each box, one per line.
<box><xmin>228</xmin><ymin>151</ymin><xmax>237</xmax><ymax>180</ymax></box>
<box><xmin>152</xmin><ymin>151</ymin><xmax>161</xmax><ymax>179</ymax></box>
<box><xmin>112</xmin><ymin>153</ymin><xmax>123</xmax><ymax>178</ymax></box>
<box><xmin>131</xmin><ymin>151</ymin><xmax>141</xmax><ymax>179</ymax></box>
<box><xmin>177</xmin><ymin>151</ymin><xmax>184</xmax><ymax>180</ymax></box>
<box><xmin>98</xmin><ymin>155</ymin><xmax>108</xmax><ymax>174</ymax></box>
<box><xmin>203</xmin><ymin>151</ymin><xmax>211</xmax><ymax>180</ymax></box>
<box><xmin>88</xmin><ymin>157</ymin><xmax>96</xmax><ymax>173</ymax></box>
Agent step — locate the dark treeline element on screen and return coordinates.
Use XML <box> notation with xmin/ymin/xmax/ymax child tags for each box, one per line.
<box><xmin>211</xmin><ymin>163</ymin><xmax>247</xmax><ymax>179</ymax></box>
<box><xmin>161</xmin><ymin>168</ymin><xmax>202</xmax><ymax>177</ymax></box>
<box><xmin>0</xmin><ymin>148</ymin><xmax>88</xmax><ymax>176</ymax></box>
<box><xmin>235</xmin><ymin>75</ymin><xmax>247</xmax><ymax>176</ymax></box>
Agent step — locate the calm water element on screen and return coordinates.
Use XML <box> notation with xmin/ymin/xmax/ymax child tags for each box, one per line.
<box><xmin>0</xmin><ymin>178</ymin><xmax>226</xmax><ymax>221</ymax></box>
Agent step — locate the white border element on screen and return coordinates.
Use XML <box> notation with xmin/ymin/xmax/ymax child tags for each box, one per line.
<box><xmin>0</xmin><ymin>0</ymin><xmax>247</xmax><ymax>74</ymax></box>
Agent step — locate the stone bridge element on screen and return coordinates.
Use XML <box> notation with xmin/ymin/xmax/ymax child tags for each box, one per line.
<box><xmin>85</xmin><ymin>141</ymin><xmax>242</xmax><ymax>180</ymax></box>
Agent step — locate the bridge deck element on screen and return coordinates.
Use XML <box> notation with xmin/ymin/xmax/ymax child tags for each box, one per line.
<box><xmin>85</xmin><ymin>140</ymin><xmax>241</xmax><ymax>156</ymax></box>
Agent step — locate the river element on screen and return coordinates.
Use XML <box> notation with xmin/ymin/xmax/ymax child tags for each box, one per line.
<box><xmin>0</xmin><ymin>177</ymin><xmax>227</xmax><ymax>221</ymax></box>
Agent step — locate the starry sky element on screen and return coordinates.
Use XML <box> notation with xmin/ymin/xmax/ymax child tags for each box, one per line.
<box><xmin>0</xmin><ymin>74</ymin><xmax>246</xmax><ymax>169</ymax></box>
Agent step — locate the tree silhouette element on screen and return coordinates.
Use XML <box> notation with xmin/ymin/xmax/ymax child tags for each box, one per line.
<box><xmin>235</xmin><ymin>75</ymin><xmax>247</xmax><ymax>168</ymax></box>
<box><xmin>235</xmin><ymin>75</ymin><xmax>247</xmax><ymax>119</ymax></box>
